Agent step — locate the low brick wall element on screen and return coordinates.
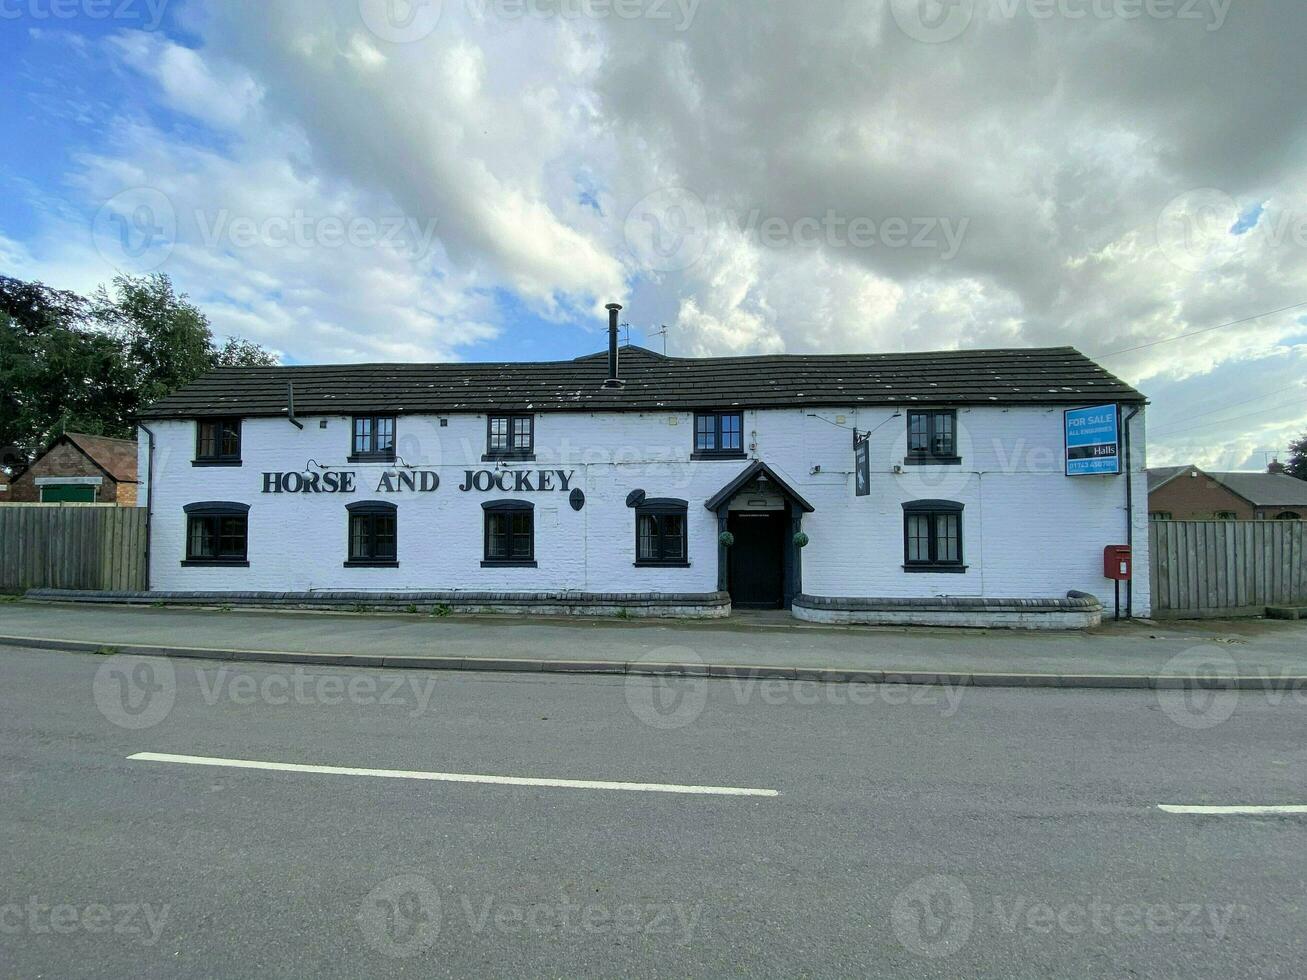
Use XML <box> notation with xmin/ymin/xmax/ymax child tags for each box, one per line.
<box><xmin>791</xmin><ymin>592</ymin><xmax>1103</xmax><ymax>630</ymax></box>
<box><xmin>24</xmin><ymin>588</ymin><xmax>732</xmax><ymax>619</ymax></box>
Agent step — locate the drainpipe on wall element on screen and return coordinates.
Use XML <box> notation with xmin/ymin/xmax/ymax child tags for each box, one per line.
<box><xmin>137</xmin><ymin>422</ymin><xmax>155</xmax><ymax>593</ymax></box>
<box><xmin>1122</xmin><ymin>405</ymin><xmax>1141</xmax><ymax>619</ymax></box>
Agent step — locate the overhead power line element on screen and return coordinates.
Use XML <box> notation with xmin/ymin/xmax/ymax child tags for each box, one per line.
<box><xmin>1096</xmin><ymin>301</ymin><xmax>1307</xmax><ymax>358</ymax></box>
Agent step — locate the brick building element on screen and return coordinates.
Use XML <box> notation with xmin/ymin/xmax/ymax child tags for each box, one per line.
<box><xmin>2</xmin><ymin>432</ymin><xmax>139</xmax><ymax>505</ymax></box>
<box><xmin>1147</xmin><ymin>466</ymin><xmax>1307</xmax><ymax>520</ymax></box>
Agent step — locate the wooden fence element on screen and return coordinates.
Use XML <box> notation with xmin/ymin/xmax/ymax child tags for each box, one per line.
<box><xmin>1149</xmin><ymin>520</ymin><xmax>1306</xmax><ymax>618</ymax></box>
<box><xmin>0</xmin><ymin>505</ymin><xmax>147</xmax><ymax>593</ymax></box>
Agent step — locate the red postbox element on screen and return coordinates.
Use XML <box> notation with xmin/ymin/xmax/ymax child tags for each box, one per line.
<box><xmin>1103</xmin><ymin>545</ymin><xmax>1132</xmax><ymax>581</ymax></box>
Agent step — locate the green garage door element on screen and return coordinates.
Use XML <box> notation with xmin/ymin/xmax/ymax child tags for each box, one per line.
<box><xmin>40</xmin><ymin>484</ymin><xmax>97</xmax><ymax>503</ymax></box>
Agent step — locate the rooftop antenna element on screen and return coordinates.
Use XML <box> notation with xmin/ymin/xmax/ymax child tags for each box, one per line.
<box><xmin>654</xmin><ymin>324</ymin><xmax>669</xmax><ymax>355</ymax></box>
<box><xmin>621</xmin><ymin>321</ymin><xmax>632</xmax><ymax>347</ymax></box>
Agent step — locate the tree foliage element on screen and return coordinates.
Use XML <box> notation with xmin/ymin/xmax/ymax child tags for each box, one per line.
<box><xmin>1275</xmin><ymin>434</ymin><xmax>1307</xmax><ymax>481</ymax></box>
<box><xmin>0</xmin><ymin>272</ymin><xmax>276</xmax><ymax>467</ymax></box>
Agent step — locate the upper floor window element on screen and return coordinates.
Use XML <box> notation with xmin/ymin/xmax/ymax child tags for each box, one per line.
<box><xmin>486</xmin><ymin>414</ymin><xmax>534</xmax><ymax>459</ymax></box>
<box><xmin>635</xmin><ymin>498</ymin><xmax>689</xmax><ymax>567</ymax></box>
<box><xmin>902</xmin><ymin>499</ymin><xmax>965</xmax><ymax>573</ymax></box>
<box><xmin>351</xmin><ymin>415</ymin><xmax>396</xmax><ymax>461</ymax></box>
<box><xmin>195</xmin><ymin>419</ymin><xmax>241</xmax><ymax>466</ymax></box>
<box><xmin>693</xmin><ymin>411</ymin><xmax>744</xmax><ymax>459</ymax></box>
<box><xmin>346</xmin><ymin>501</ymin><xmax>398</xmax><ymax>567</ymax></box>
<box><xmin>482</xmin><ymin>500</ymin><xmax>536</xmax><ymax>567</ymax></box>
<box><xmin>183</xmin><ymin>501</ymin><xmax>249</xmax><ymax>566</ymax></box>
<box><xmin>905</xmin><ymin>410</ymin><xmax>959</xmax><ymax>464</ymax></box>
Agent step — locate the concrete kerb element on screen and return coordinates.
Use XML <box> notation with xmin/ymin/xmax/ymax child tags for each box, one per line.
<box><xmin>0</xmin><ymin>634</ymin><xmax>1289</xmax><ymax>692</ymax></box>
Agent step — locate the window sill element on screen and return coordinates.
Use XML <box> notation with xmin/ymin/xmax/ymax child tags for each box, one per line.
<box><xmin>902</xmin><ymin>456</ymin><xmax>962</xmax><ymax>467</ymax></box>
<box><xmin>691</xmin><ymin>451</ymin><xmax>747</xmax><ymax>461</ymax></box>
<box><xmin>344</xmin><ymin>560</ymin><xmax>399</xmax><ymax>568</ymax></box>
<box><xmin>347</xmin><ymin>455</ymin><xmax>397</xmax><ymax>464</ymax></box>
<box><xmin>481</xmin><ymin>560</ymin><xmax>538</xmax><ymax>568</ymax></box>
<box><xmin>902</xmin><ymin>564</ymin><xmax>968</xmax><ymax>574</ymax></box>
<box><xmin>634</xmin><ymin>560</ymin><xmax>691</xmax><ymax>568</ymax></box>
<box><xmin>192</xmin><ymin>459</ymin><xmax>242</xmax><ymax>467</ymax></box>
<box><xmin>482</xmin><ymin>453</ymin><xmax>537</xmax><ymax>462</ymax></box>
<box><xmin>181</xmin><ymin>559</ymin><xmax>250</xmax><ymax>567</ymax></box>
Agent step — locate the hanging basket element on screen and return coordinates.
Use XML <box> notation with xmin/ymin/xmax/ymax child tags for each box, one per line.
<box><xmin>718</xmin><ymin>530</ymin><xmax>736</xmax><ymax>548</ymax></box>
<box><xmin>793</xmin><ymin>531</ymin><xmax>810</xmax><ymax>549</ymax></box>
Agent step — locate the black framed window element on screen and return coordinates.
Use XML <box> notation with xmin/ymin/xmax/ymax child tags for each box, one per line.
<box><xmin>635</xmin><ymin>498</ymin><xmax>689</xmax><ymax>567</ymax></box>
<box><xmin>182</xmin><ymin>502</ymin><xmax>249</xmax><ymax>566</ymax></box>
<box><xmin>351</xmin><ymin>415</ymin><xmax>396</xmax><ymax>461</ymax></box>
<box><xmin>482</xmin><ymin>500</ymin><xmax>535</xmax><ymax>566</ymax></box>
<box><xmin>693</xmin><ymin>411</ymin><xmax>744</xmax><ymax>458</ymax></box>
<box><xmin>194</xmin><ymin>418</ymin><xmax>242</xmax><ymax>465</ymax></box>
<box><xmin>905</xmin><ymin>410</ymin><xmax>960</xmax><ymax>464</ymax></box>
<box><xmin>345</xmin><ymin>501</ymin><xmax>398</xmax><ymax>567</ymax></box>
<box><xmin>1275</xmin><ymin>511</ymin><xmax>1302</xmax><ymax>521</ymax></box>
<box><xmin>485</xmin><ymin>414</ymin><xmax>534</xmax><ymax>459</ymax></box>
<box><xmin>902</xmin><ymin>499</ymin><xmax>965</xmax><ymax>572</ymax></box>
<box><xmin>1149</xmin><ymin>511</ymin><xmax>1173</xmax><ymax>521</ymax></box>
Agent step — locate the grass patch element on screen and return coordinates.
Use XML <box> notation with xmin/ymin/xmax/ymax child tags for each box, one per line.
<box><xmin>432</xmin><ymin>604</ymin><xmax>453</xmax><ymax>618</ymax></box>
<box><xmin>95</xmin><ymin>645</ymin><xmax>122</xmax><ymax>657</ymax></box>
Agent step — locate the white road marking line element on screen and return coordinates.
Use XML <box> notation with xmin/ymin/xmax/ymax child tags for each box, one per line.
<box><xmin>127</xmin><ymin>752</ymin><xmax>779</xmax><ymax>798</ymax></box>
<box><xmin>1158</xmin><ymin>804</ymin><xmax>1307</xmax><ymax>815</ymax></box>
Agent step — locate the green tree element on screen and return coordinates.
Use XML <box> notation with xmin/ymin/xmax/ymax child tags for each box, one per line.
<box><xmin>1276</xmin><ymin>434</ymin><xmax>1307</xmax><ymax>481</ymax></box>
<box><xmin>0</xmin><ymin>276</ymin><xmax>137</xmax><ymax>463</ymax></box>
<box><xmin>1</xmin><ymin>272</ymin><xmax>276</xmax><ymax>467</ymax></box>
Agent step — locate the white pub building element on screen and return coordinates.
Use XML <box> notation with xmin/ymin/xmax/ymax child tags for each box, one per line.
<box><xmin>132</xmin><ymin>305</ymin><xmax>1150</xmax><ymax>628</ymax></box>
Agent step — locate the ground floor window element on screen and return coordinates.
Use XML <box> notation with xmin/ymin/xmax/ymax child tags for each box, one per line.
<box><xmin>1275</xmin><ymin>511</ymin><xmax>1302</xmax><ymax>520</ymax></box>
<box><xmin>346</xmin><ymin>501</ymin><xmax>398</xmax><ymax>566</ymax></box>
<box><xmin>902</xmin><ymin>499</ymin><xmax>964</xmax><ymax>572</ymax></box>
<box><xmin>635</xmin><ymin>499</ymin><xmax>689</xmax><ymax>566</ymax></box>
<box><xmin>1149</xmin><ymin>511</ymin><xmax>1172</xmax><ymax>521</ymax></box>
<box><xmin>483</xmin><ymin>500</ymin><xmax>535</xmax><ymax>566</ymax></box>
<box><xmin>183</xmin><ymin>502</ymin><xmax>249</xmax><ymax>565</ymax></box>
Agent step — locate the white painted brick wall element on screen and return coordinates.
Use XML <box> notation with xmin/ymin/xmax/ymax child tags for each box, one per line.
<box><xmin>138</xmin><ymin>404</ymin><xmax>1150</xmax><ymax>615</ymax></box>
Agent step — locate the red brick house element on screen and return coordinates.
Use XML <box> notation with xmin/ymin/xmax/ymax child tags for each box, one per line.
<box><xmin>1147</xmin><ymin>466</ymin><xmax>1307</xmax><ymax>520</ymax></box>
<box><xmin>0</xmin><ymin>433</ymin><xmax>138</xmax><ymax>505</ymax></box>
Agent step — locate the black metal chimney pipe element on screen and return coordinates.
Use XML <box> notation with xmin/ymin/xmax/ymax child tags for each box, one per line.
<box><xmin>604</xmin><ymin>302</ymin><xmax>623</xmax><ymax>388</ymax></box>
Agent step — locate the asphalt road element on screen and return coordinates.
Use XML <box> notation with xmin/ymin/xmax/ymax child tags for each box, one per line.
<box><xmin>2</xmin><ymin>645</ymin><xmax>1306</xmax><ymax>978</ymax></box>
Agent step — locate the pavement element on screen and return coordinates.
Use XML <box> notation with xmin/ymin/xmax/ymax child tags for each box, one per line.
<box><xmin>2</xmin><ymin>644</ymin><xmax>1306</xmax><ymax>978</ymax></box>
<box><xmin>2</xmin><ymin>599</ymin><xmax>1307</xmax><ymax>688</ymax></box>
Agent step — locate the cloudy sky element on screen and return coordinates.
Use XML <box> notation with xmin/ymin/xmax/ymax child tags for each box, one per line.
<box><xmin>1</xmin><ymin>0</ymin><xmax>1304</xmax><ymax>469</ymax></box>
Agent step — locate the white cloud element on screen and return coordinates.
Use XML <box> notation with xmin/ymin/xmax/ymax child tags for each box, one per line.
<box><xmin>5</xmin><ymin>0</ymin><xmax>1306</xmax><ymax>463</ymax></box>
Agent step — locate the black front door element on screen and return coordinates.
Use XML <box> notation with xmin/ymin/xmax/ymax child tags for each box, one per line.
<box><xmin>728</xmin><ymin>511</ymin><xmax>786</xmax><ymax>609</ymax></box>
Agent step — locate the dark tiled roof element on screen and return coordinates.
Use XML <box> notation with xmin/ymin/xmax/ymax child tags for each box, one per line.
<box><xmin>138</xmin><ymin>345</ymin><xmax>1146</xmax><ymax>420</ymax></box>
<box><xmin>63</xmin><ymin>433</ymin><xmax>138</xmax><ymax>483</ymax></box>
<box><xmin>1209</xmin><ymin>471</ymin><xmax>1307</xmax><ymax>507</ymax></box>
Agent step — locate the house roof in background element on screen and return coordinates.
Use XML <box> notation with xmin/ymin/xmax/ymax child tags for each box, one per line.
<box><xmin>1145</xmin><ymin>465</ymin><xmax>1192</xmax><ymax>493</ymax></box>
<box><xmin>1208</xmin><ymin>471</ymin><xmax>1307</xmax><ymax>507</ymax></box>
<box><xmin>138</xmin><ymin>345</ymin><xmax>1147</xmax><ymax>419</ymax></box>
<box><xmin>59</xmin><ymin>433</ymin><xmax>138</xmax><ymax>483</ymax></box>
